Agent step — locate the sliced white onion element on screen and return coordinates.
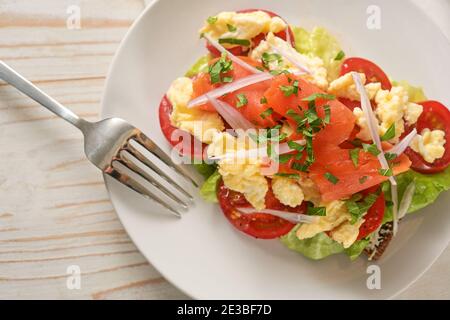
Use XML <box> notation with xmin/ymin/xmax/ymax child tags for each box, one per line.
<box><xmin>352</xmin><ymin>72</ymin><xmax>399</xmax><ymax>235</ymax></box>
<box><xmin>269</xmin><ymin>42</ymin><xmax>311</xmax><ymax>74</ymax></box>
<box><xmin>202</xmin><ymin>33</ymin><xmax>262</xmax><ymax>74</ymax></box>
<box><xmin>237</xmin><ymin>207</ymin><xmax>317</xmax><ymax>224</ymax></box>
<box><xmin>206</xmin><ymin>95</ymin><xmax>255</xmax><ymax>131</ymax></box>
<box><xmin>398</xmin><ymin>182</ymin><xmax>416</xmax><ymax>219</ymax></box>
<box><xmin>188</xmin><ymin>72</ymin><xmax>273</xmax><ymax>108</ymax></box>
<box><xmin>388</xmin><ymin>128</ymin><xmax>418</xmax><ymax>156</ymax></box>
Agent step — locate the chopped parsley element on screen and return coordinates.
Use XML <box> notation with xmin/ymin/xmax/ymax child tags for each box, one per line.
<box><xmin>359</xmin><ymin>176</ymin><xmax>368</xmax><ymax>184</ymax></box>
<box><xmin>278</xmin><ymin>154</ymin><xmax>293</xmax><ymax>164</ymax></box>
<box><xmin>384</xmin><ymin>152</ymin><xmax>397</xmax><ymax>161</ymax></box>
<box><xmin>260</xmin><ymin>108</ymin><xmax>274</xmax><ymax>119</ymax></box>
<box><xmin>323</xmin><ymin>105</ymin><xmax>331</xmax><ymax>124</ymax></box>
<box><xmin>334</xmin><ymin>50</ymin><xmax>345</xmax><ymax>61</ymax></box>
<box><xmin>275</xmin><ymin>173</ymin><xmax>300</xmax><ymax>179</ymax></box>
<box><xmin>381</xmin><ymin>123</ymin><xmax>396</xmax><ymax>141</ymax></box>
<box><xmin>324</xmin><ymin>172</ymin><xmax>339</xmax><ymax>185</ymax></box>
<box><xmin>236</xmin><ymin>93</ymin><xmax>248</xmax><ymax>108</ymax></box>
<box><xmin>362</xmin><ymin>143</ymin><xmax>381</xmax><ymax>156</ymax></box>
<box><xmin>208</xmin><ymin>52</ymin><xmax>233</xmax><ymax>84</ymax></box>
<box><xmin>260</xmin><ymin>96</ymin><xmax>268</xmax><ymax>104</ymax></box>
<box><xmin>261</xmin><ymin>52</ymin><xmax>282</xmax><ymax>69</ymax></box>
<box><xmin>379</xmin><ymin>168</ymin><xmax>393</xmax><ymax>176</ymax></box>
<box><xmin>291</xmin><ymin>162</ymin><xmax>309</xmax><ymax>172</ymax></box>
<box><xmin>226</xmin><ymin>24</ymin><xmax>237</xmax><ymax>32</ymax></box>
<box><xmin>307</xmin><ymin>205</ymin><xmax>326</xmax><ymax>216</ymax></box>
<box><xmin>207</xmin><ymin>16</ymin><xmax>217</xmax><ymax>24</ymax></box>
<box><xmin>349</xmin><ymin>148</ymin><xmax>360</xmax><ymax>167</ymax></box>
<box><xmin>279</xmin><ymin>82</ymin><xmax>299</xmax><ymax>97</ymax></box>
<box><xmin>269</xmin><ymin>69</ymin><xmax>291</xmax><ymax>76</ymax></box>
<box><xmin>346</xmin><ymin>192</ymin><xmax>379</xmax><ymax>224</ymax></box>
<box><xmin>218</xmin><ymin>38</ymin><xmax>251</xmax><ymax>46</ymax></box>
<box><xmin>302</xmin><ymin>93</ymin><xmax>336</xmax><ymax>102</ymax></box>
<box><xmin>287</xmin><ymin>140</ymin><xmax>305</xmax><ymax>152</ymax></box>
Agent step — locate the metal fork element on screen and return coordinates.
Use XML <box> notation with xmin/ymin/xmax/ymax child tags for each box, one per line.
<box><xmin>0</xmin><ymin>61</ymin><xmax>197</xmax><ymax>217</ymax></box>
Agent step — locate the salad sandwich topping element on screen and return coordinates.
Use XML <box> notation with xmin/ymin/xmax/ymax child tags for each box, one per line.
<box><xmin>158</xmin><ymin>9</ymin><xmax>450</xmax><ymax>261</ymax></box>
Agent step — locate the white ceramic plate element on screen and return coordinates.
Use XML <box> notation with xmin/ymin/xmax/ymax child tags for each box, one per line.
<box><xmin>102</xmin><ymin>0</ymin><xmax>450</xmax><ymax>299</ymax></box>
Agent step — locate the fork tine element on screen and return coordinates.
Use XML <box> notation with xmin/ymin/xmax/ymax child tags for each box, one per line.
<box><xmin>126</xmin><ymin>141</ymin><xmax>194</xmax><ymax>201</ymax></box>
<box><xmin>134</xmin><ymin>132</ymin><xmax>199</xmax><ymax>187</ymax></box>
<box><xmin>119</xmin><ymin>150</ymin><xmax>189</xmax><ymax>209</ymax></box>
<box><xmin>107</xmin><ymin>165</ymin><xmax>182</xmax><ymax>217</ymax></box>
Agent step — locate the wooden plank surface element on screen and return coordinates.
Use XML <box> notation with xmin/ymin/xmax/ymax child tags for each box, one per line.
<box><xmin>0</xmin><ymin>0</ymin><xmax>448</xmax><ymax>299</ymax></box>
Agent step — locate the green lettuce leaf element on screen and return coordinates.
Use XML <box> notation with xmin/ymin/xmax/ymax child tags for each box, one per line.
<box><xmin>344</xmin><ymin>239</ymin><xmax>370</xmax><ymax>261</ymax></box>
<box><xmin>382</xmin><ymin>167</ymin><xmax>450</xmax><ymax>223</ymax></box>
<box><xmin>280</xmin><ymin>226</ymin><xmax>344</xmax><ymax>260</ymax></box>
<box><xmin>185</xmin><ymin>55</ymin><xmax>210</xmax><ymax>78</ymax></box>
<box><xmin>193</xmin><ymin>162</ymin><xmax>217</xmax><ymax>179</ymax></box>
<box><xmin>199</xmin><ymin>170</ymin><xmax>221</xmax><ymax>202</ymax></box>
<box><xmin>292</xmin><ymin>26</ymin><xmax>343</xmax><ymax>81</ymax></box>
<box><xmin>392</xmin><ymin>80</ymin><xmax>427</xmax><ymax>103</ymax></box>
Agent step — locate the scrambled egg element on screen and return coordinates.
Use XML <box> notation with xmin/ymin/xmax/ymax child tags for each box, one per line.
<box><xmin>298</xmin><ymin>175</ymin><xmax>322</xmax><ymax>206</ymax></box>
<box><xmin>330</xmin><ymin>219</ymin><xmax>365</xmax><ymax>248</ymax></box>
<box><xmin>296</xmin><ymin>200</ymin><xmax>350</xmax><ymax>240</ymax></box>
<box><xmin>350</xmin><ymin>85</ymin><xmax>423</xmax><ymax>143</ymax></box>
<box><xmin>167</xmin><ymin>77</ymin><xmax>224</xmax><ymax>144</ymax></box>
<box><xmin>251</xmin><ymin>32</ymin><xmax>329</xmax><ymax>90</ymax></box>
<box><xmin>328</xmin><ymin>72</ymin><xmax>380</xmax><ymax>101</ymax></box>
<box><xmin>296</xmin><ymin>200</ymin><xmax>363</xmax><ymax>248</ymax></box>
<box><xmin>271</xmin><ymin>176</ymin><xmax>304</xmax><ymax>207</ymax></box>
<box><xmin>410</xmin><ymin>128</ymin><xmax>446</xmax><ymax>163</ymax></box>
<box><xmin>208</xmin><ymin>132</ymin><xmax>268</xmax><ymax>210</ymax></box>
<box><xmin>199</xmin><ymin>11</ymin><xmax>286</xmax><ymax>47</ymax></box>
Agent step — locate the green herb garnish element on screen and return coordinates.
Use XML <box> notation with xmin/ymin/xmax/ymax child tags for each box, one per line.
<box><xmin>287</xmin><ymin>140</ymin><xmax>305</xmax><ymax>152</ymax></box>
<box><xmin>275</xmin><ymin>173</ymin><xmax>300</xmax><ymax>179</ymax></box>
<box><xmin>359</xmin><ymin>176</ymin><xmax>368</xmax><ymax>184</ymax></box>
<box><xmin>236</xmin><ymin>93</ymin><xmax>248</xmax><ymax>108</ymax></box>
<box><xmin>307</xmin><ymin>205</ymin><xmax>327</xmax><ymax>216</ymax></box>
<box><xmin>207</xmin><ymin>16</ymin><xmax>217</xmax><ymax>24</ymax></box>
<box><xmin>226</xmin><ymin>24</ymin><xmax>237</xmax><ymax>32</ymax></box>
<box><xmin>381</xmin><ymin>123</ymin><xmax>396</xmax><ymax>141</ymax></box>
<box><xmin>362</xmin><ymin>143</ymin><xmax>381</xmax><ymax>156</ymax></box>
<box><xmin>208</xmin><ymin>52</ymin><xmax>233</xmax><ymax>84</ymax></box>
<box><xmin>379</xmin><ymin>168</ymin><xmax>393</xmax><ymax>176</ymax></box>
<box><xmin>260</xmin><ymin>96</ymin><xmax>268</xmax><ymax>104</ymax></box>
<box><xmin>260</xmin><ymin>108</ymin><xmax>274</xmax><ymax>119</ymax></box>
<box><xmin>262</xmin><ymin>52</ymin><xmax>282</xmax><ymax>69</ymax></box>
<box><xmin>349</xmin><ymin>148</ymin><xmax>360</xmax><ymax>167</ymax></box>
<box><xmin>218</xmin><ymin>38</ymin><xmax>251</xmax><ymax>46</ymax></box>
<box><xmin>334</xmin><ymin>50</ymin><xmax>345</xmax><ymax>61</ymax></box>
<box><xmin>302</xmin><ymin>93</ymin><xmax>336</xmax><ymax>102</ymax></box>
<box><xmin>324</xmin><ymin>172</ymin><xmax>339</xmax><ymax>184</ymax></box>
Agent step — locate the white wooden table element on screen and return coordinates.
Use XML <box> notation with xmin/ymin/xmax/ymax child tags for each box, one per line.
<box><xmin>0</xmin><ymin>0</ymin><xmax>448</xmax><ymax>299</ymax></box>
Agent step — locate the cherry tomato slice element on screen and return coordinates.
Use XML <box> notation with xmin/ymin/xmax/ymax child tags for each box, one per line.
<box><xmin>158</xmin><ymin>95</ymin><xmax>206</xmax><ymax>159</ymax></box>
<box><xmin>357</xmin><ymin>186</ymin><xmax>385</xmax><ymax>240</ymax></box>
<box><xmin>217</xmin><ymin>181</ymin><xmax>306</xmax><ymax>239</ymax></box>
<box><xmin>206</xmin><ymin>9</ymin><xmax>295</xmax><ymax>57</ymax></box>
<box><xmin>340</xmin><ymin>57</ymin><xmax>392</xmax><ymax>90</ymax></box>
<box><xmin>404</xmin><ymin>100</ymin><xmax>450</xmax><ymax>173</ymax></box>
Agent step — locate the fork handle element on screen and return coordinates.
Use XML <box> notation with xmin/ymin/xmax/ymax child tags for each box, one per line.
<box><xmin>0</xmin><ymin>60</ymin><xmax>89</xmax><ymax>131</ymax></box>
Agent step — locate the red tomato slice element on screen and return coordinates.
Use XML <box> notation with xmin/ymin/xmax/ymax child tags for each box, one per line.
<box><xmin>158</xmin><ymin>95</ymin><xmax>206</xmax><ymax>159</ymax></box>
<box><xmin>217</xmin><ymin>180</ymin><xmax>306</xmax><ymax>239</ymax></box>
<box><xmin>206</xmin><ymin>9</ymin><xmax>295</xmax><ymax>57</ymax></box>
<box><xmin>404</xmin><ymin>100</ymin><xmax>450</xmax><ymax>173</ymax></box>
<box><xmin>357</xmin><ymin>187</ymin><xmax>385</xmax><ymax>240</ymax></box>
<box><xmin>340</xmin><ymin>57</ymin><xmax>392</xmax><ymax>90</ymax></box>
